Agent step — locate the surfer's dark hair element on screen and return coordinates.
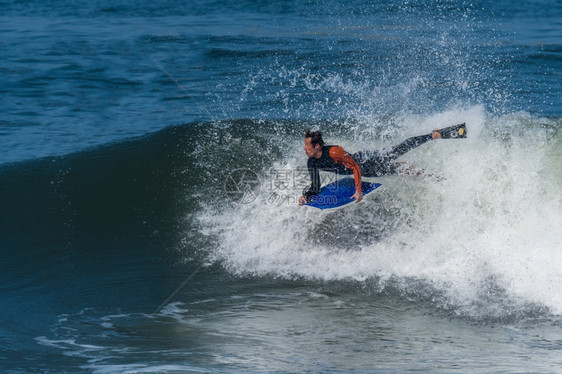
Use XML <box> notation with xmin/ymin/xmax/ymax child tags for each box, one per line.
<box><xmin>305</xmin><ymin>129</ymin><xmax>324</xmax><ymax>147</ymax></box>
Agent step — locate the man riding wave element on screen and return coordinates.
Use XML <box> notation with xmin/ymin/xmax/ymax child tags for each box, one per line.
<box><xmin>299</xmin><ymin>127</ymin><xmax>449</xmax><ymax>205</ymax></box>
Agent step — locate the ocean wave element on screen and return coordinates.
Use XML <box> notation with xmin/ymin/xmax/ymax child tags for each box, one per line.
<box><xmin>1</xmin><ymin>108</ymin><xmax>560</xmax><ymax>323</ymax></box>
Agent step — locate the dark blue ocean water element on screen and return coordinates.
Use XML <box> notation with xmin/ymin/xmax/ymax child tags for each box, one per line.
<box><xmin>1</xmin><ymin>0</ymin><xmax>561</xmax><ymax>372</ymax></box>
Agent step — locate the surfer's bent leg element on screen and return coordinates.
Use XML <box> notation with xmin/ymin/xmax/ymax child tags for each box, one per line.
<box><xmin>352</xmin><ymin>134</ymin><xmax>433</xmax><ymax>177</ymax></box>
<box><xmin>385</xmin><ymin>134</ymin><xmax>433</xmax><ymax>160</ymax></box>
<box><xmin>352</xmin><ymin>151</ymin><xmax>396</xmax><ymax>177</ymax></box>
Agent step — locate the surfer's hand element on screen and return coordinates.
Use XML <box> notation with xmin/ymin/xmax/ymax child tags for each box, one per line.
<box><xmin>351</xmin><ymin>191</ymin><xmax>363</xmax><ymax>203</ymax></box>
<box><xmin>432</xmin><ymin>129</ymin><xmax>442</xmax><ymax>139</ymax></box>
<box><xmin>298</xmin><ymin>195</ymin><xmax>307</xmax><ymax>205</ymax></box>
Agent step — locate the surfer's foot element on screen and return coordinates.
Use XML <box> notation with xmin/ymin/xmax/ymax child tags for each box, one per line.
<box><xmin>432</xmin><ymin>129</ymin><xmax>442</xmax><ymax>139</ymax></box>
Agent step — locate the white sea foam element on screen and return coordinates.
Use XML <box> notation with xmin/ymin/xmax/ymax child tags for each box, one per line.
<box><xmin>197</xmin><ymin>107</ymin><xmax>562</xmax><ymax>316</ymax></box>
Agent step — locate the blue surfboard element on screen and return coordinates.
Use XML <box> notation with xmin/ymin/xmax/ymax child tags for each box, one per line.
<box><xmin>304</xmin><ymin>177</ymin><xmax>381</xmax><ymax>210</ymax></box>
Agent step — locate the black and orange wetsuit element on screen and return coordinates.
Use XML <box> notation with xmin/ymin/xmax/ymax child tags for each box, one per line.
<box><xmin>305</xmin><ymin>145</ymin><xmax>363</xmax><ymax>200</ymax></box>
<box><xmin>303</xmin><ymin>133</ymin><xmax>433</xmax><ymax>199</ymax></box>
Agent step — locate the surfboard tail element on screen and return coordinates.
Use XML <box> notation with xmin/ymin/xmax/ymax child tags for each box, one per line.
<box><xmin>439</xmin><ymin>123</ymin><xmax>467</xmax><ymax>139</ymax></box>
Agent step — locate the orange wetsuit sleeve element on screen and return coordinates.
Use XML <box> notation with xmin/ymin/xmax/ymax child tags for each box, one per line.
<box><xmin>329</xmin><ymin>146</ymin><xmax>362</xmax><ymax>194</ymax></box>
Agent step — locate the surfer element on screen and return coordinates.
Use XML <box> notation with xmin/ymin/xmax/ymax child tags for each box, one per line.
<box><xmin>299</xmin><ymin>128</ymin><xmax>445</xmax><ymax>205</ymax></box>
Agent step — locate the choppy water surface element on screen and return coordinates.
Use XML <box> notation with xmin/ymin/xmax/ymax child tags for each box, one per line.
<box><xmin>1</xmin><ymin>0</ymin><xmax>561</xmax><ymax>372</ymax></box>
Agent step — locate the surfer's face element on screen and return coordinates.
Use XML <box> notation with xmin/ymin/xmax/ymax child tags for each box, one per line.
<box><xmin>304</xmin><ymin>137</ymin><xmax>321</xmax><ymax>158</ymax></box>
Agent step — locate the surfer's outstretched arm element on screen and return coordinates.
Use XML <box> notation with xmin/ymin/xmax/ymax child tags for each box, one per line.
<box><xmin>328</xmin><ymin>146</ymin><xmax>363</xmax><ymax>203</ymax></box>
